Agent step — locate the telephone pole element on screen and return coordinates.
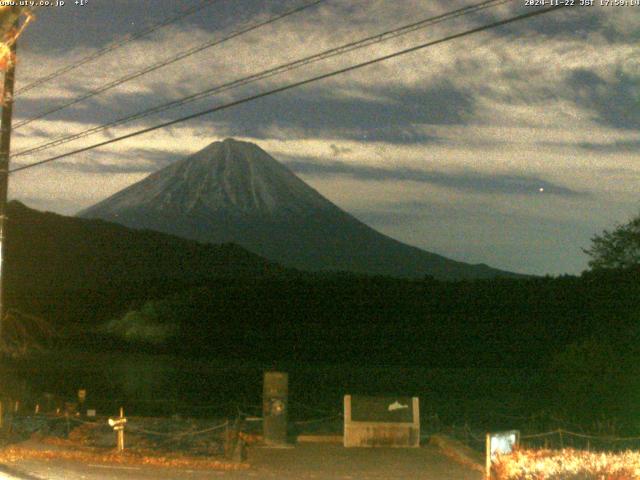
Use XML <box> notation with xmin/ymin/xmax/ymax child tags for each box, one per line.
<box><xmin>0</xmin><ymin>20</ymin><xmax>18</xmax><ymax>338</ymax></box>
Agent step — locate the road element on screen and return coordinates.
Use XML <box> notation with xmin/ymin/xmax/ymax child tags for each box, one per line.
<box><xmin>0</xmin><ymin>444</ymin><xmax>482</xmax><ymax>480</ymax></box>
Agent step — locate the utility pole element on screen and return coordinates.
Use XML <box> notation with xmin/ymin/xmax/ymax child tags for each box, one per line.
<box><xmin>0</xmin><ymin>18</ymin><xmax>18</xmax><ymax>338</ymax></box>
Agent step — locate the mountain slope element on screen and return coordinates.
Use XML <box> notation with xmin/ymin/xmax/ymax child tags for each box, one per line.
<box><xmin>5</xmin><ymin>200</ymin><xmax>280</xmax><ymax>294</ymax></box>
<box><xmin>80</xmin><ymin>138</ymin><xmax>517</xmax><ymax>280</ymax></box>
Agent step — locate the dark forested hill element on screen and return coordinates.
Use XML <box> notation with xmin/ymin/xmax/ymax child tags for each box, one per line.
<box><xmin>3</xmin><ymin>201</ymin><xmax>284</xmax><ymax>324</ymax></box>
<box><xmin>97</xmin><ymin>270</ymin><xmax>640</xmax><ymax>368</ymax></box>
<box><xmin>4</xmin><ymin>200</ymin><xmax>639</xmax><ymax>372</ymax></box>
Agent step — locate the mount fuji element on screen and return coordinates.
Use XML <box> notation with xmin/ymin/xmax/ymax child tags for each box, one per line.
<box><xmin>79</xmin><ymin>138</ymin><xmax>515</xmax><ymax>279</ymax></box>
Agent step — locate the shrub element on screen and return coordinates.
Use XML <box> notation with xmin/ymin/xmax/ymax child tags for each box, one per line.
<box><xmin>493</xmin><ymin>448</ymin><xmax>640</xmax><ymax>480</ymax></box>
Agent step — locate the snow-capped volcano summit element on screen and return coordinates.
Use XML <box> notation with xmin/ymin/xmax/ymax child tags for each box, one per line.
<box><xmin>84</xmin><ymin>138</ymin><xmax>334</xmax><ymax>217</ymax></box>
<box><xmin>79</xmin><ymin>138</ymin><xmax>515</xmax><ymax>279</ymax></box>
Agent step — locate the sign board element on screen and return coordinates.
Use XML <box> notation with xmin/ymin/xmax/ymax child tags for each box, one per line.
<box><xmin>344</xmin><ymin>395</ymin><xmax>420</xmax><ymax>448</ymax></box>
<box><xmin>489</xmin><ymin>430</ymin><xmax>519</xmax><ymax>459</ymax></box>
<box><xmin>486</xmin><ymin>430</ymin><xmax>520</xmax><ymax>478</ymax></box>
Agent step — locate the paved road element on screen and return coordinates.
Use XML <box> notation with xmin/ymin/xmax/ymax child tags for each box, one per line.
<box><xmin>1</xmin><ymin>444</ymin><xmax>482</xmax><ymax>480</ymax></box>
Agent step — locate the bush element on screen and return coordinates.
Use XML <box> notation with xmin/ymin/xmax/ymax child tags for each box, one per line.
<box><xmin>101</xmin><ymin>302</ymin><xmax>178</xmax><ymax>345</ymax></box>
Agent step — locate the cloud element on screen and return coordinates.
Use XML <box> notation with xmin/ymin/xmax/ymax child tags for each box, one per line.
<box><xmin>490</xmin><ymin>4</ymin><xmax>602</xmax><ymax>39</ymax></box>
<box><xmin>329</xmin><ymin>144</ymin><xmax>352</xmax><ymax>156</ymax></box>
<box><xmin>577</xmin><ymin>140</ymin><xmax>640</xmax><ymax>153</ymax></box>
<box><xmin>568</xmin><ymin>68</ymin><xmax>640</xmax><ymax>130</ymax></box>
<box><xmin>284</xmin><ymin>158</ymin><xmax>584</xmax><ymax>197</ymax></box>
<box><xmin>21</xmin><ymin>149</ymin><xmax>175</xmax><ymax>174</ymax></box>
<box><xmin>16</xmin><ymin>1</ymin><xmax>636</xmax><ymax>144</ymax></box>
<box><xmin>12</xmin><ymin>78</ymin><xmax>471</xmax><ymax>146</ymax></box>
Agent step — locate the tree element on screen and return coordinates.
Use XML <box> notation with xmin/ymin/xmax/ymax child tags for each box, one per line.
<box><xmin>583</xmin><ymin>212</ymin><xmax>640</xmax><ymax>270</ymax></box>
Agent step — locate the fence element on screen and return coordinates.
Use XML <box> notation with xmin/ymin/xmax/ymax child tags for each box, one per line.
<box><xmin>5</xmin><ymin>389</ymin><xmax>640</xmax><ymax>455</ymax></box>
<box><xmin>0</xmin><ymin>393</ymin><xmax>344</xmax><ymax>457</ymax></box>
<box><xmin>520</xmin><ymin>429</ymin><xmax>640</xmax><ymax>452</ymax></box>
<box><xmin>420</xmin><ymin>410</ymin><xmax>640</xmax><ymax>455</ymax></box>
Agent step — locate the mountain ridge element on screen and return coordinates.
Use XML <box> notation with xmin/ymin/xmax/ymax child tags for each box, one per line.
<box><xmin>80</xmin><ymin>138</ymin><xmax>521</xmax><ymax>280</ymax></box>
<box><xmin>7</xmin><ymin>199</ymin><xmax>281</xmax><ymax>291</ymax></box>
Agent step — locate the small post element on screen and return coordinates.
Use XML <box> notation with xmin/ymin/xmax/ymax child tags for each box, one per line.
<box><xmin>485</xmin><ymin>433</ymin><xmax>491</xmax><ymax>480</ymax></box>
<box><xmin>117</xmin><ymin>407</ymin><xmax>125</xmax><ymax>452</ymax></box>
<box><xmin>108</xmin><ymin>407</ymin><xmax>127</xmax><ymax>453</ymax></box>
<box><xmin>13</xmin><ymin>400</ymin><xmax>18</xmax><ymax>413</ymax></box>
<box><xmin>225</xmin><ymin>416</ymin><xmax>246</xmax><ymax>462</ymax></box>
<box><xmin>34</xmin><ymin>403</ymin><xmax>39</xmax><ymax>414</ymax></box>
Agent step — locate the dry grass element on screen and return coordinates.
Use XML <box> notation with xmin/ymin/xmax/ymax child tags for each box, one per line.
<box><xmin>493</xmin><ymin>448</ymin><xmax>640</xmax><ymax>480</ymax></box>
<box><xmin>0</xmin><ymin>442</ymin><xmax>249</xmax><ymax>471</ymax></box>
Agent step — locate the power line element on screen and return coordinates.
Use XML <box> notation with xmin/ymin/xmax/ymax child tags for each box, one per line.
<box><xmin>15</xmin><ymin>0</ymin><xmax>219</xmax><ymax>96</ymax></box>
<box><xmin>13</xmin><ymin>0</ymin><xmax>326</xmax><ymax>130</ymax></box>
<box><xmin>14</xmin><ymin>0</ymin><xmax>510</xmax><ymax>158</ymax></box>
<box><xmin>10</xmin><ymin>5</ymin><xmax>568</xmax><ymax>175</ymax></box>
<box><xmin>13</xmin><ymin>0</ymin><xmax>512</xmax><ymax>159</ymax></box>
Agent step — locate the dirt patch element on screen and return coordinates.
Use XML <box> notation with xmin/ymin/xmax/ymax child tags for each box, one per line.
<box><xmin>430</xmin><ymin>434</ymin><xmax>484</xmax><ymax>473</ymax></box>
<box><xmin>0</xmin><ymin>441</ymin><xmax>248</xmax><ymax>471</ymax></box>
<box><xmin>9</xmin><ymin>414</ymin><xmax>231</xmax><ymax>456</ymax></box>
<box><xmin>0</xmin><ymin>413</ymin><xmax>250</xmax><ymax>472</ymax></box>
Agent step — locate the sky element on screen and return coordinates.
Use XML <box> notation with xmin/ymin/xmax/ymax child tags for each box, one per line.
<box><xmin>6</xmin><ymin>0</ymin><xmax>639</xmax><ymax>276</ymax></box>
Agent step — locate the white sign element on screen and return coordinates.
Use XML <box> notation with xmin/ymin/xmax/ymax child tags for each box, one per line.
<box><xmin>490</xmin><ymin>430</ymin><xmax>519</xmax><ymax>459</ymax></box>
